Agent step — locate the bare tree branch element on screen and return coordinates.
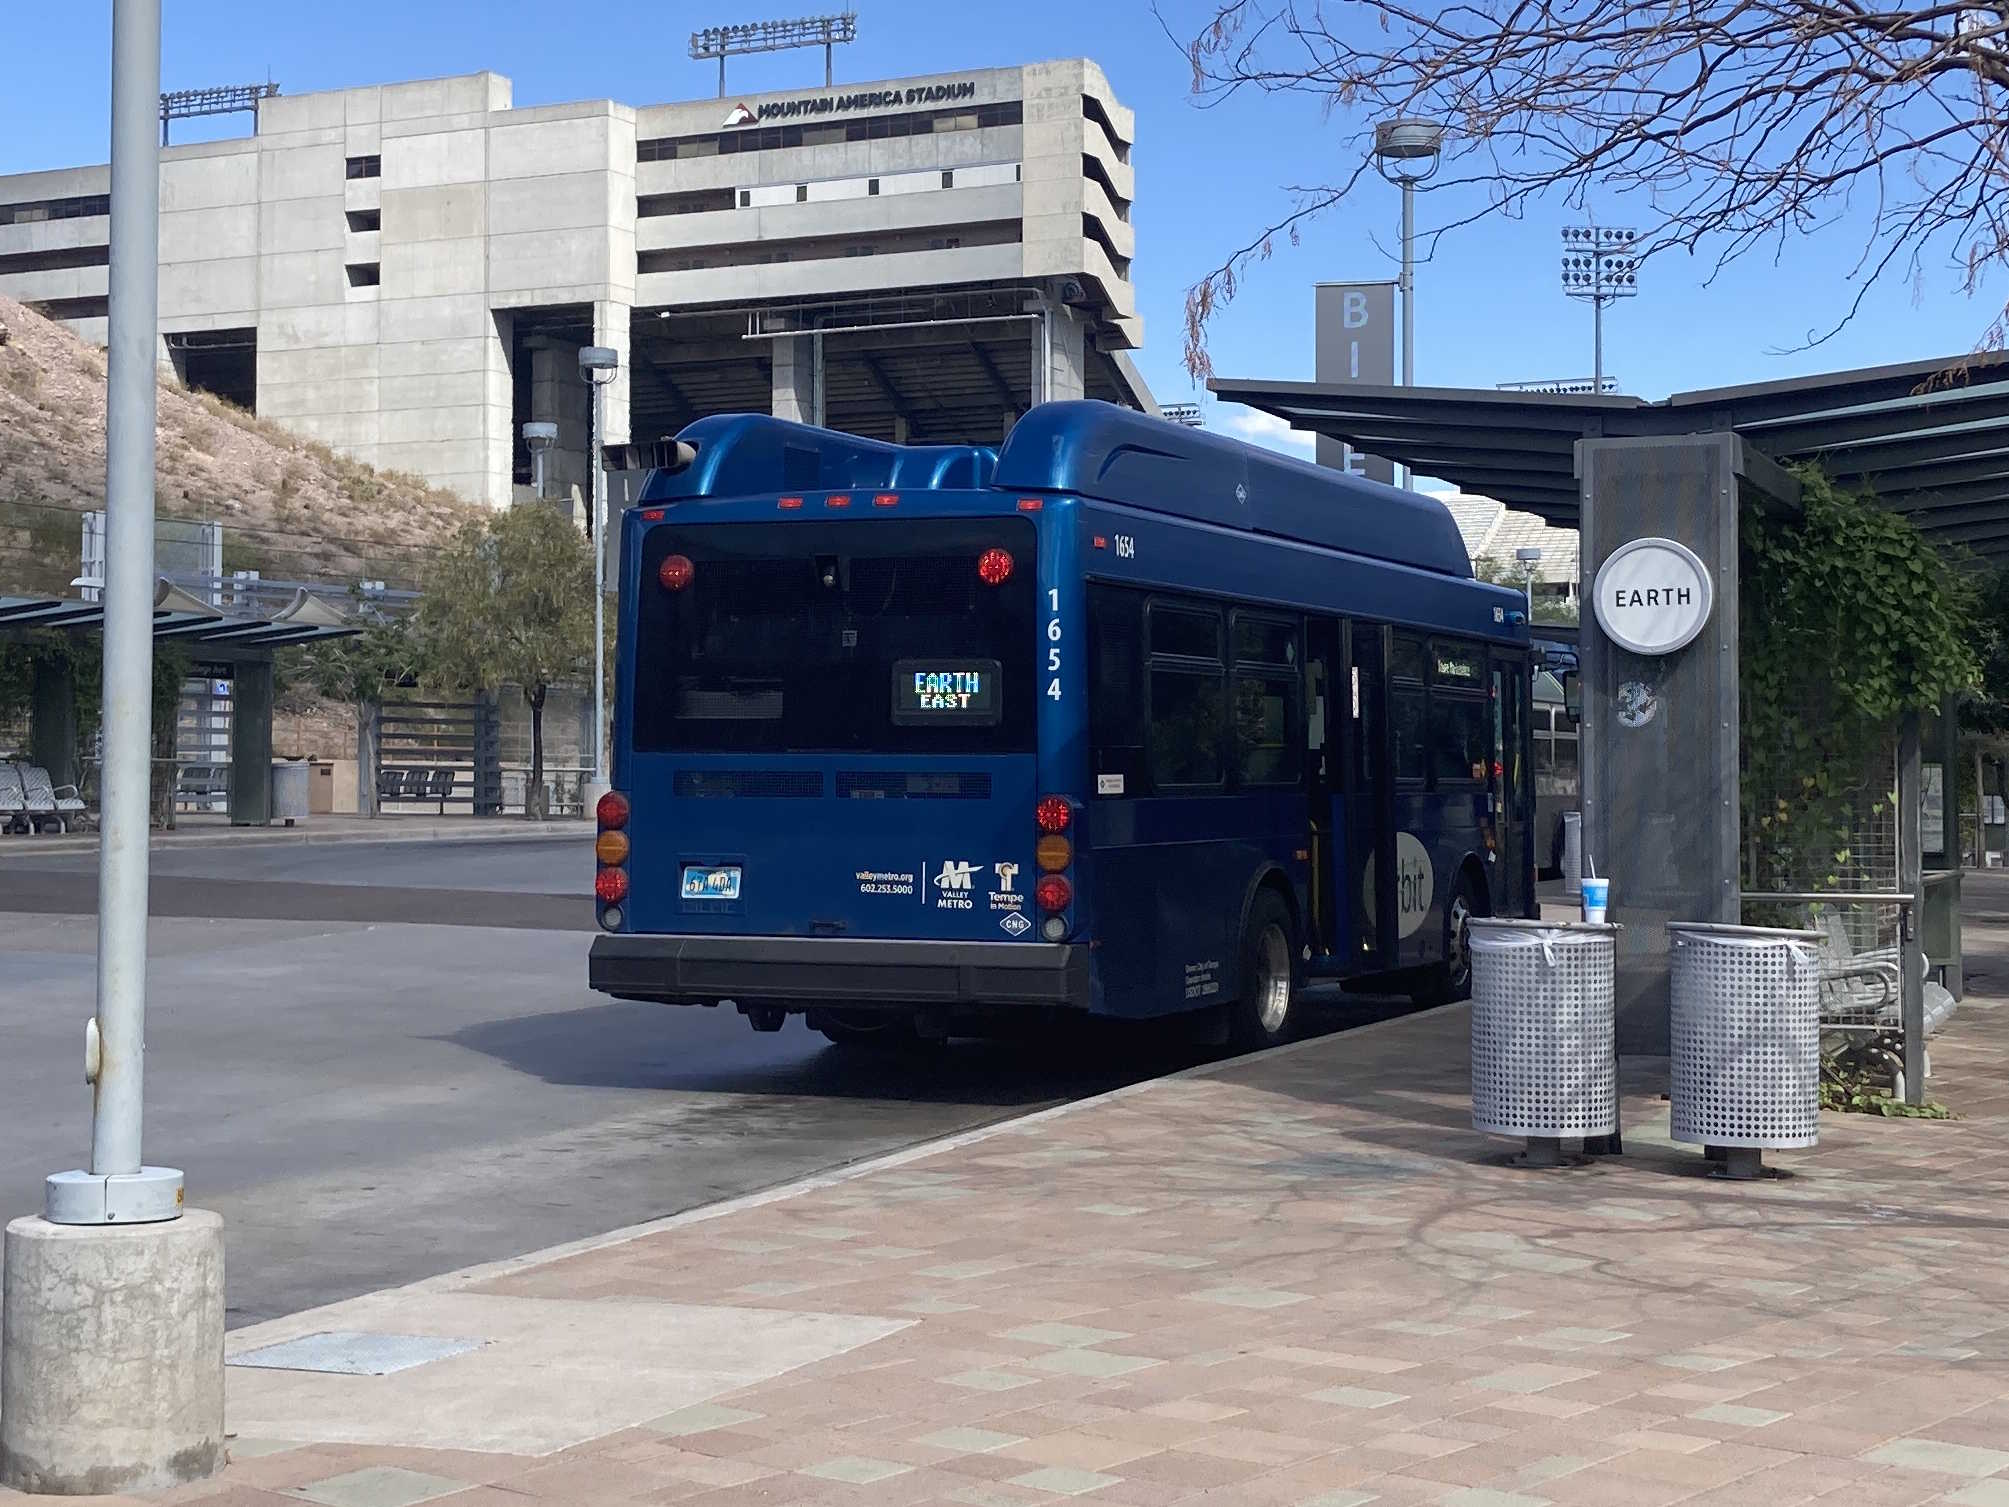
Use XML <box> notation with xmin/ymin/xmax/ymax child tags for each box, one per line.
<box><xmin>1173</xmin><ymin>0</ymin><xmax>2009</xmax><ymax>377</ymax></box>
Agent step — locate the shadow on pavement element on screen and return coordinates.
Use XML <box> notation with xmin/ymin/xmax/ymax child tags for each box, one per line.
<box><xmin>436</xmin><ymin>987</ymin><xmax>1432</xmax><ymax>1107</ymax></box>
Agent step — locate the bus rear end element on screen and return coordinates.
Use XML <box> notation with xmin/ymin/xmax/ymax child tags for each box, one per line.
<box><xmin>589</xmin><ymin>483</ymin><xmax>1088</xmax><ymax>1036</ymax></box>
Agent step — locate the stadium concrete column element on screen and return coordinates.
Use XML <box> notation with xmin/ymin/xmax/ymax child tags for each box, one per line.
<box><xmin>1032</xmin><ymin>296</ymin><xmax>1086</xmax><ymax>406</ymax></box>
<box><xmin>772</xmin><ymin>333</ymin><xmax>822</xmax><ymax>426</ymax></box>
<box><xmin>529</xmin><ymin>340</ymin><xmax>592</xmax><ymax>515</ymax></box>
<box><xmin>593</xmin><ymin>301</ymin><xmax>631</xmax><ymax>447</ymax></box>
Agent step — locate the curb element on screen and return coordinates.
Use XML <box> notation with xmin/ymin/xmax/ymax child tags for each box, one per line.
<box><xmin>2</xmin><ymin>821</ymin><xmax>588</xmax><ymax>859</ymax></box>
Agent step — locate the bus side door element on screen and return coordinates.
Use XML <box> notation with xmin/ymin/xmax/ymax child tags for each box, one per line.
<box><xmin>1345</xmin><ymin>621</ymin><xmax>1396</xmax><ymax>972</ymax></box>
<box><xmin>1493</xmin><ymin>651</ymin><xmax>1534</xmax><ymax>918</ymax></box>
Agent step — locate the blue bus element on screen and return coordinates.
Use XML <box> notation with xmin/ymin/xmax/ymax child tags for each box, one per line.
<box><xmin>589</xmin><ymin>401</ymin><xmax>1535</xmax><ymax>1048</ymax></box>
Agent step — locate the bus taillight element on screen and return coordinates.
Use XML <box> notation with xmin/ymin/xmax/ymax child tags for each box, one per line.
<box><xmin>658</xmin><ymin>554</ymin><xmax>695</xmax><ymax>592</ymax></box>
<box><xmin>596</xmin><ymin>790</ymin><xmax>629</xmax><ymax>829</ymax></box>
<box><xmin>976</xmin><ymin>547</ymin><xmax>1014</xmax><ymax>586</ymax></box>
<box><xmin>595</xmin><ymin>867</ymin><xmax>629</xmax><ymax>905</ymax></box>
<box><xmin>1035</xmin><ymin>795</ymin><xmax>1071</xmax><ymax>833</ymax></box>
<box><xmin>1035</xmin><ymin>874</ymin><xmax>1071</xmax><ymax>913</ymax></box>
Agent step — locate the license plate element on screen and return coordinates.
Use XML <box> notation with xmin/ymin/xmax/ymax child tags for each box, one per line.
<box><xmin>681</xmin><ymin>864</ymin><xmax>742</xmax><ymax>900</ymax></box>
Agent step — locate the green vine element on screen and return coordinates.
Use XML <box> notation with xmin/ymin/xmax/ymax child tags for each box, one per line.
<box><xmin>1741</xmin><ymin>467</ymin><xmax>1981</xmax><ymax>903</ymax></box>
<box><xmin>1821</xmin><ymin>1044</ymin><xmax>1955</xmax><ymax>1119</ymax></box>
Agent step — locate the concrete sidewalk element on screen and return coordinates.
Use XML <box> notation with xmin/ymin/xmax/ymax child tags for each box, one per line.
<box><xmin>1</xmin><ymin>813</ymin><xmax>585</xmax><ymax>858</ymax></box>
<box><xmin>13</xmin><ymin>920</ymin><xmax>2009</xmax><ymax>1505</ymax></box>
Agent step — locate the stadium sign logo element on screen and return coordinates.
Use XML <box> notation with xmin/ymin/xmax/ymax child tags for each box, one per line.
<box><xmin>733</xmin><ymin>79</ymin><xmax>978</xmax><ymax>125</ymax></box>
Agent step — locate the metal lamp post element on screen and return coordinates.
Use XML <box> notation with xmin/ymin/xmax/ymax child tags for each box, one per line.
<box><xmin>1560</xmin><ymin>226</ymin><xmax>1640</xmax><ymax>389</ymax></box>
<box><xmin>4</xmin><ymin>3</ymin><xmax>226</xmax><ymax>1492</ymax></box>
<box><xmin>579</xmin><ymin>347</ymin><xmax>619</xmax><ymax>796</ymax></box>
<box><xmin>1373</xmin><ymin>117</ymin><xmax>1446</xmax><ymax>490</ymax></box>
<box><xmin>1516</xmin><ymin>545</ymin><xmax>1543</xmax><ymax>618</ymax></box>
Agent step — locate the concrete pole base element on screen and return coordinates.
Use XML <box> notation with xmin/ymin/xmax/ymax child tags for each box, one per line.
<box><xmin>581</xmin><ymin>778</ymin><xmax>612</xmax><ymax>819</ymax></box>
<box><xmin>2</xmin><ymin>1210</ymin><xmax>224</xmax><ymax>1496</ymax></box>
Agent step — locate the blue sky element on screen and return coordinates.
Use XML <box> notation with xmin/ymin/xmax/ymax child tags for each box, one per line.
<box><xmin>0</xmin><ymin>1</ymin><xmax>1995</xmax><ymax>462</ymax></box>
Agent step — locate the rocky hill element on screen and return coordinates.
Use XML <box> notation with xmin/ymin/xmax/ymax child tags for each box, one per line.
<box><xmin>0</xmin><ymin>294</ymin><xmax>481</xmax><ymax>600</ymax></box>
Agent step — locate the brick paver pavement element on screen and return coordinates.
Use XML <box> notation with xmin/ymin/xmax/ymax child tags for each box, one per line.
<box><xmin>12</xmin><ymin>894</ymin><xmax>2009</xmax><ymax>1506</ymax></box>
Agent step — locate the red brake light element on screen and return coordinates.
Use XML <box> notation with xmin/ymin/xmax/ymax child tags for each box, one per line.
<box><xmin>1035</xmin><ymin>874</ymin><xmax>1072</xmax><ymax>913</ymax></box>
<box><xmin>977</xmin><ymin>548</ymin><xmax>1014</xmax><ymax>586</ymax></box>
<box><xmin>658</xmin><ymin>554</ymin><xmax>694</xmax><ymax>592</ymax></box>
<box><xmin>826</xmin><ymin>494</ymin><xmax>851</xmax><ymax>509</ymax></box>
<box><xmin>641</xmin><ymin>508</ymin><xmax>665</xmax><ymax>521</ymax></box>
<box><xmin>873</xmin><ymin>493</ymin><xmax>900</xmax><ymax>507</ymax></box>
<box><xmin>594</xmin><ymin>867</ymin><xmax>630</xmax><ymax>903</ymax></box>
<box><xmin>1016</xmin><ymin>497</ymin><xmax>1043</xmax><ymax>512</ymax></box>
<box><xmin>778</xmin><ymin>496</ymin><xmax>804</xmax><ymax>510</ymax></box>
<box><xmin>1036</xmin><ymin>795</ymin><xmax>1071</xmax><ymax>834</ymax></box>
<box><xmin>596</xmin><ymin>791</ymin><xmax>629</xmax><ymax>830</ymax></box>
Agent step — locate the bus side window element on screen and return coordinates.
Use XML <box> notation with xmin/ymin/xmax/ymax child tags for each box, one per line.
<box><xmin>1146</xmin><ymin>600</ymin><xmax>1227</xmax><ymax>790</ymax></box>
<box><xmin>1430</xmin><ymin>638</ymin><xmax>1490</xmax><ymax>785</ymax></box>
<box><xmin>1230</xmin><ymin>611</ymin><xmax>1302</xmax><ymax>788</ymax></box>
<box><xmin>1088</xmin><ymin>585</ymin><xmax>1147</xmax><ymax>795</ymax></box>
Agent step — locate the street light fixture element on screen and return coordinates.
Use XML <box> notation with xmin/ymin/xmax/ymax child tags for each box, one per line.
<box><xmin>1373</xmin><ymin>117</ymin><xmax>1446</xmax><ymax>490</ymax></box>
<box><xmin>1560</xmin><ymin>225</ymin><xmax>1640</xmax><ymax>391</ymax></box>
<box><xmin>521</xmin><ymin>420</ymin><xmax>557</xmax><ymax>500</ymax></box>
<box><xmin>1515</xmin><ymin>545</ymin><xmax>1543</xmax><ymax>618</ymax></box>
<box><xmin>579</xmin><ymin>346</ymin><xmax>619</xmax><ymax>801</ymax></box>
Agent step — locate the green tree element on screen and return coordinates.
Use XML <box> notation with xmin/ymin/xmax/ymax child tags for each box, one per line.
<box><xmin>417</xmin><ymin>505</ymin><xmax>593</xmax><ymax>819</ymax></box>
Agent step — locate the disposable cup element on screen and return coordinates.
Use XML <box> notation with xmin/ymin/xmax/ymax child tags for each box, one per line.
<box><xmin>1581</xmin><ymin>876</ymin><xmax>1609</xmax><ymax>924</ymax></box>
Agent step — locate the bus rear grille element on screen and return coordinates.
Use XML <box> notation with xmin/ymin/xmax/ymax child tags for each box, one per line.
<box><xmin>836</xmin><ymin>772</ymin><xmax>994</xmax><ymax>800</ymax></box>
<box><xmin>673</xmin><ymin>770</ymin><xmax>825</xmax><ymax>798</ymax></box>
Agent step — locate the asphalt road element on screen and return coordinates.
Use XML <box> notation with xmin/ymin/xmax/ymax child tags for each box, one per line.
<box><xmin>0</xmin><ymin>835</ymin><xmax>1420</xmax><ymax>1326</ymax></box>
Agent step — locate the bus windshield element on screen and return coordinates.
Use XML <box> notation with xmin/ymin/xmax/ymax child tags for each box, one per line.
<box><xmin>633</xmin><ymin>516</ymin><xmax>1038</xmax><ymax>754</ymax></box>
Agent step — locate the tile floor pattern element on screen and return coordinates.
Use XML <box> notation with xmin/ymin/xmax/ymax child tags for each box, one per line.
<box><xmin>13</xmin><ymin>923</ymin><xmax>2009</xmax><ymax>1505</ymax></box>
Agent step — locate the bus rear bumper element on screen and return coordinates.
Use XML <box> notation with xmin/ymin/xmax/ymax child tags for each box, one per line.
<box><xmin>590</xmin><ymin>934</ymin><xmax>1092</xmax><ymax>1010</ymax></box>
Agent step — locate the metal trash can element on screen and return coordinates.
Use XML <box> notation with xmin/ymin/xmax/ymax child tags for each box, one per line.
<box><xmin>1561</xmin><ymin>811</ymin><xmax>1583</xmax><ymax>897</ymax></box>
<box><xmin>1469</xmin><ymin>918</ymin><xmax>1618</xmax><ymax>1165</ymax></box>
<box><xmin>1668</xmin><ymin>922</ymin><xmax>1821</xmax><ymax>1177</ymax></box>
<box><xmin>270</xmin><ymin>758</ymin><xmax>310</xmax><ymax>827</ymax></box>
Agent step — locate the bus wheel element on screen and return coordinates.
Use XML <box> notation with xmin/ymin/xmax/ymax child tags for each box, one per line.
<box><xmin>1230</xmin><ymin>890</ymin><xmax>1299</xmax><ymax>1051</ymax></box>
<box><xmin>812</xmin><ymin>1010</ymin><xmax>922</xmax><ymax>1050</ymax></box>
<box><xmin>1415</xmin><ymin>872</ymin><xmax>1483</xmax><ymax>1007</ymax></box>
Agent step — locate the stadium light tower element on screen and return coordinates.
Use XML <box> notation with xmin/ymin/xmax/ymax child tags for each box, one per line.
<box><xmin>1560</xmin><ymin>225</ymin><xmax>1641</xmax><ymax>390</ymax></box>
<box><xmin>690</xmin><ymin>11</ymin><xmax>858</xmax><ymax>97</ymax></box>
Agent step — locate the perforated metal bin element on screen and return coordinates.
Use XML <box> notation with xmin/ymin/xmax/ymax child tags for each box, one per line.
<box><xmin>1668</xmin><ymin>922</ymin><xmax>1822</xmax><ymax>1160</ymax></box>
<box><xmin>1469</xmin><ymin>919</ymin><xmax>1618</xmax><ymax>1146</ymax></box>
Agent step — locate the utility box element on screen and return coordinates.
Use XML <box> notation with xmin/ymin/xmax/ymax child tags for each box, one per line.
<box><xmin>309</xmin><ymin>759</ymin><xmax>359</xmax><ymax>815</ymax></box>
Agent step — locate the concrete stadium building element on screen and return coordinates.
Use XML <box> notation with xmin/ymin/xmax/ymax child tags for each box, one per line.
<box><xmin>0</xmin><ymin>62</ymin><xmax>1148</xmax><ymax>507</ymax></box>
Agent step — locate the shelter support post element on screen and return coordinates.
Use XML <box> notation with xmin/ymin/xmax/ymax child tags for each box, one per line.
<box><xmin>29</xmin><ymin>657</ymin><xmax>78</xmax><ymax>793</ymax></box>
<box><xmin>228</xmin><ymin>659</ymin><xmax>273</xmax><ymax>826</ymax></box>
<box><xmin>1899</xmin><ymin>711</ymin><xmax>1928</xmax><ymax>1104</ymax></box>
<box><xmin>1577</xmin><ymin>434</ymin><xmax>1796</xmax><ymax>1052</ymax></box>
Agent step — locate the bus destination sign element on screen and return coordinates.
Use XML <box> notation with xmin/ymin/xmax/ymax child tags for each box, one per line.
<box><xmin>892</xmin><ymin>659</ymin><xmax>1000</xmax><ymax>725</ymax></box>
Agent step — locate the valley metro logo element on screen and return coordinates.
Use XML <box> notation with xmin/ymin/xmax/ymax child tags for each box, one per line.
<box><xmin>722</xmin><ymin>101</ymin><xmax>757</xmax><ymax>127</ymax></box>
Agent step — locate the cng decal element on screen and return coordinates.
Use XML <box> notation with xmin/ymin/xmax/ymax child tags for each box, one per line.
<box><xmin>1362</xmin><ymin>832</ymin><xmax>1436</xmax><ymax>940</ymax></box>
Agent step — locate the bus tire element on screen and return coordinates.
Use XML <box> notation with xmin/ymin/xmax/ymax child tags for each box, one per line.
<box><xmin>1230</xmin><ymin>889</ymin><xmax>1299</xmax><ymax>1051</ymax></box>
<box><xmin>813</xmin><ymin>1010</ymin><xmax>925</xmax><ymax>1051</ymax></box>
<box><xmin>1414</xmin><ymin>869</ymin><xmax>1485</xmax><ymax>1007</ymax></box>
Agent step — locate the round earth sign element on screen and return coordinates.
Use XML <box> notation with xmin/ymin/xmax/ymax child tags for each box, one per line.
<box><xmin>1592</xmin><ymin>537</ymin><xmax>1714</xmax><ymax>656</ymax></box>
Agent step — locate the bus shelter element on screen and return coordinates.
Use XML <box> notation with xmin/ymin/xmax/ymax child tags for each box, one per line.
<box><xmin>0</xmin><ymin>581</ymin><xmax>356</xmax><ymax>827</ymax></box>
<box><xmin>1214</xmin><ymin>352</ymin><xmax>2009</xmax><ymax>1073</ymax></box>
